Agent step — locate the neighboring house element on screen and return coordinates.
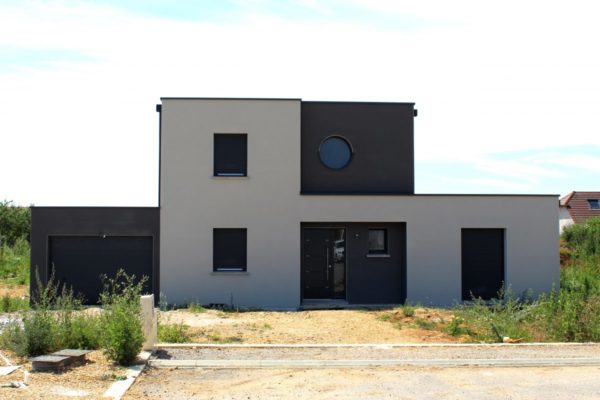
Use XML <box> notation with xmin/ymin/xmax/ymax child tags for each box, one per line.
<box><xmin>31</xmin><ymin>98</ymin><xmax>559</xmax><ymax>309</ymax></box>
<box><xmin>559</xmin><ymin>191</ymin><xmax>600</xmax><ymax>232</ymax></box>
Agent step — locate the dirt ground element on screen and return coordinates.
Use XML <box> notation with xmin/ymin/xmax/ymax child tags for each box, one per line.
<box><xmin>0</xmin><ymin>350</ymin><xmax>129</xmax><ymax>400</ymax></box>
<box><xmin>0</xmin><ymin>284</ymin><xmax>27</xmax><ymax>299</ymax></box>
<box><xmin>126</xmin><ymin>365</ymin><xmax>600</xmax><ymax>400</ymax></box>
<box><xmin>160</xmin><ymin>307</ymin><xmax>461</xmax><ymax>344</ymax></box>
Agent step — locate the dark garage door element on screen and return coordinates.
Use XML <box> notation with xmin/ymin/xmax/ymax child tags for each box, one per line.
<box><xmin>49</xmin><ymin>236</ymin><xmax>153</xmax><ymax>304</ymax></box>
<box><xmin>461</xmin><ymin>229</ymin><xmax>504</xmax><ymax>301</ymax></box>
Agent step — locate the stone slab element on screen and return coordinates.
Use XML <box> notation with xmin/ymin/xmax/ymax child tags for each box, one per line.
<box><xmin>30</xmin><ymin>355</ymin><xmax>70</xmax><ymax>372</ymax></box>
<box><xmin>51</xmin><ymin>349</ymin><xmax>91</xmax><ymax>364</ymax></box>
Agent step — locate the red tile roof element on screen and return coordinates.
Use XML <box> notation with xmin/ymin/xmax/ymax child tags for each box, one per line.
<box><xmin>560</xmin><ymin>191</ymin><xmax>600</xmax><ymax>223</ymax></box>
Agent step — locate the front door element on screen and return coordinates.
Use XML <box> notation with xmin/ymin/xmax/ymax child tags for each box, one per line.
<box><xmin>302</xmin><ymin>228</ymin><xmax>346</xmax><ymax>300</ymax></box>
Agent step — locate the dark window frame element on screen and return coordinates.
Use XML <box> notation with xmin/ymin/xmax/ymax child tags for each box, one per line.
<box><xmin>368</xmin><ymin>228</ymin><xmax>388</xmax><ymax>255</ymax></box>
<box><xmin>213</xmin><ymin>133</ymin><xmax>248</xmax><ymax>177</ymax></box>
<box><xmin>317</xmin><ymin>135</ymin><xmax>354</xmax><ymax>170</ymax></box>
<box><xmin>587</xmin><ymin>199</ymin><xmax>600</xmax><ymax>210</ymax></box>
<box><xmin>213</xmin><ymin>228</ymin><xmax>247</xmax><ymax>272</ymax></box>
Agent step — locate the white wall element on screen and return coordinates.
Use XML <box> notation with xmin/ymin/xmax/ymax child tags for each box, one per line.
<box><xmin>559</xmin><ymin>206</ymin><xmax>574</xmax><ymax>233</ymax></box>
<box><xmin>160</xmin><ymin>99</ymin><xmax>559</xmax><ymax>309</ymax></box>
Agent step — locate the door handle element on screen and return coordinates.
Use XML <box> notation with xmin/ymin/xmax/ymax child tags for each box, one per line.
<box><xmin>326</xmin><ymin>248</ymin><xmax>330</xmax><ymax>281</ymax></box>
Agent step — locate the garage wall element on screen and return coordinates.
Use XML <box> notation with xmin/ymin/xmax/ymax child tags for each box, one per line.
<box><xmin>30</xmin><ymin>207</ymin><xmax>160</xmax><ymax>302</ymax></box>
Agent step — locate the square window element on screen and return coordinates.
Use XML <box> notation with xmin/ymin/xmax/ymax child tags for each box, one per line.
<box><xmin>214</xmin><ymin>134</ymin><xmax>247</xmax><ymax>176</ymax></box>
<box><xmin>588</xmin><ymin>199</ymin><xmax>600</xmax><ymax>210</ymax></box>
<box><xmin>213</xmin><ymin>229</ymin><xmax>247</xmax><ymax>271</ymax></box>
<box><xmin>368</xmin><ymin>229</ymin><xmax>388</xmax><ymax>254</ymax></box>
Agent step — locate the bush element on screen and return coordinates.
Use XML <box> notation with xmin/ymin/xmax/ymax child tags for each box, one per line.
<box><xmin>158</xmin><ymin>322</ymin><xmax>191</xmax><ymax>343</ymax></box>
<box><xmin>0</xmin><ymin>272</ymin><xmax>102</xmax><ymax>357</ymax></box>
<box><xmin>562</xmin><ymin>217</ymin><xmax>600</xmax><ymax>259</ymax></box>
<box><xmin>99</xmin><ymin>270</ymin><xmax>147</xmax><ymax>366</ymax></box>
<box><xmin>0</xmin><ymin>201</ymin><xmax>30</xmax><ymax>247</ymax></box>
<box><xmin>0</xmin><ymin>237</ymin><xmax>30</xmax><ymax>284</ymax></box>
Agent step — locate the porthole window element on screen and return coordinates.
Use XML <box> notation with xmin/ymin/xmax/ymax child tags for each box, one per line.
<box><xmin>318</xmin><ymin>136</ymin><xmax>353</xmax><ymax>170</ymax></box>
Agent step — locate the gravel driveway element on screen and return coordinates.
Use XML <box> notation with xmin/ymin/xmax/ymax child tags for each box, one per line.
<box><xmin>126</xmin><ymin>365</ymin><xmax>600</xmax><ymax>399</ymax></box>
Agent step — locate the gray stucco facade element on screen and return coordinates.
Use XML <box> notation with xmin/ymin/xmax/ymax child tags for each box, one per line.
<box><xmin>158</xmin><ymin>98</ymin><xmax>559</xmax><ymax>309</ymax></box>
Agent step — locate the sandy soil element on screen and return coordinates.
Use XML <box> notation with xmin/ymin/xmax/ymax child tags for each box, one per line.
<box><xmin>126</xmin><ymin>365</ymin><xmax>600</xmax><ymax>400</ymax></box>
<box><xmin>0</xmin><ymin>350</ymin><xmax>129</xmax><ymax>400</ymax></box>
<box><xmin>160</xmin><ymin>307</ymin><xmax>461</xmax><ymax>344</ymax></box>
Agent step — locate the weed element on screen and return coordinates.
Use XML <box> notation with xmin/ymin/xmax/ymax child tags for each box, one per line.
<box><xmin>402</xmin><ymin>303</ymin><xmax>415</xmax><ymax>318</ymax></box>
<box><xmin>99</xmin><ymin>270</ymin><xmax>148</xmax><ymax>366</ymax></box>
<box><xmin>443</xmin><ymin>316</ymin><xmax>468</xmax><ymax>337</ymax></box>
<box><xmin>0</xmin><ymin>294</ymin><xmax>28</xmax><ymax>312</ymax></box>
<box><xmin>158</xmin><ymin>322</ymin><xmax>191</xmax><ymax>343</ymax></box>
<box><xmin>414</xmin><ymin>318</ymin><xmax>436</xmax><ymax>330</ymax></box>
<box><xmin>187</xmin><ymin>302</ymin><xmax>207</xmax><ymax>313</ymax></box>
<box><xmin>377</xmin><ymin>313</ymin><xmax>392</xmax><ymax>322</ymax></box>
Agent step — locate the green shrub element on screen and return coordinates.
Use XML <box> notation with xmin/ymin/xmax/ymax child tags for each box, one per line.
<box><xmin>99</xmin><ymin>270</ymin><xmax>147</xmax><ymax>366</ymax></box>
<box><xmin>0</xmin><ymin>237</ymin><xmax>30</xmax><ymax>285</ymax></box>
<box><xmin>0</xmin><ymin>201</ymin><xmax>30</xmax><ymax>247</ymax></box>
<box><xmin>63</xmin><ymin>313</ymin><xmax>102</xmax><ymax>349</ymax></box>
<box><xmin>158</xmin><ymin>322</ymin><xmax>191</xmax><ymax>343</ymax></box>
<box><xmin>0</xmin><ymin>319</ymin><xmax>27</xmax><ymax>356</ymax></box>
<box><xmin>562</xmin><ymin>217</ymin><xmax>600</xmax><ymax>258</ymax></box>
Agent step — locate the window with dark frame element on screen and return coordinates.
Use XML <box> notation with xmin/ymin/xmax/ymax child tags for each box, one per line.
<box><xmin>368</xmin><ymin>229</ymin><xmax>388</xmax><ymax>254</ymax></box>
<box><xmin>214</xmin><ymin>134</ymin><xmax>247</xmax><ymax>176</ymax></box>
<box><xmin>588</xmin><ymin>199</ymin><xmax>600</xmax><ymax>210</ymax></box>
<box><xmin>213</xmin><ymin>228</ymin><xmax>247</xmax><ymax>272</ymax></box>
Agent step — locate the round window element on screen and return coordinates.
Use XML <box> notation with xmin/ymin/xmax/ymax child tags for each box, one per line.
<box><xmin>318</xmin><ymin>136</ymin><xmax>353</xmax><ymax>170</ymax></box>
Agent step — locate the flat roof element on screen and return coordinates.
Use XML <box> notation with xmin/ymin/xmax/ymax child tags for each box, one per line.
<box><xmin>159</xmin><ymin>97</ymin><xmax>415</xmax><ymax>105</ymax></box>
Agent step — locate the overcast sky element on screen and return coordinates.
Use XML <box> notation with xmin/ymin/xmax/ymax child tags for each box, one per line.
<box><xmin>1</xmin><ymin>0</ymin><xmax>599</xmax><ymax>206</ymax></box>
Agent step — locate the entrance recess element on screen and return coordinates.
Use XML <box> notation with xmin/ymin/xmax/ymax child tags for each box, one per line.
<box><xmin>302</xmin><ymin>228</ymin><xmax>346</xmax><ymax>300</ymax></box>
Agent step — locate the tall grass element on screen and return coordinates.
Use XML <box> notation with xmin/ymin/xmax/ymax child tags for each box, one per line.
<box><xmin>0</xmin><ymin>237</ymin><xmax>29</xmax><ymax>285</ymax></box>
<box><xmin>0</xmin><ymin>273</ymin><xmax>101</xmax><ymax>357</ymax></box>
<box><xmin>454</xmin><ymin>217</ymin><xmax>600</xmax><ymax>342</ymax></box>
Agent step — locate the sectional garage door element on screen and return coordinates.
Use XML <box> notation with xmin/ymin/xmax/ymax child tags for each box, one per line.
<box><xmin>49</xmin><ymin>236</ymin><xmax>153</xmax><ymax>304</ymax></box>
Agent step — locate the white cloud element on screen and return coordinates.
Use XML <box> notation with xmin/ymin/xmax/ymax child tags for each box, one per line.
<box><xmin>0</xmin><ymin>1</ymin><xmax>599</xmax><ymax>204</ymax></box>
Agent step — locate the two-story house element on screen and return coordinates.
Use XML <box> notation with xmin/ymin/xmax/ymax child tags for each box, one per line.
<box><xmin>31</xmin><ymin>98</ymin><xmax>559</xmax><ymax>309</ymax></box>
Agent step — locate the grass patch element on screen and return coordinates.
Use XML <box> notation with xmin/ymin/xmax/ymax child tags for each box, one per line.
<box><xmin>401</xmin><ymin>303</ymin><xmax>415</xmax><ymax>317</ymax></box>
<box><xmin>158</xmin><ymin>322</ymin><xmax>191</xmax><ymax>343</ymax></box>
<box><xmin>187</xmin><ymin>302</ymin><xmax>207</xmax><ymax>313</ymax></box>
<box><xmin>0</xmin><ymin>238</ymin><xmax>29</xmax><ymax>286</ymax></box>
<box><xmin>0</xmin><ymin>293</ymin><xmax>28</xmax><ymax>312</ymax></box>
<box><xmin>414</xmin><ymin>318</ymin><xmax>436</xmax><ymax>330</ymax></box>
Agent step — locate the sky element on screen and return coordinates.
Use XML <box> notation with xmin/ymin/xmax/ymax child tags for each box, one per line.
<box><xmin>1</xmin><ymin>0</ymin><xmax>599</xmax><ymax>206</ymax></box>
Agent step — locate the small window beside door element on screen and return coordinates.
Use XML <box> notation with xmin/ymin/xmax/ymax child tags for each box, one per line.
<box><xmin>213</xmin><ymin>228</ymin><xmax>247</xmax><ymax>271</ymax></box>
<box><xmin>368</xmin><ymin>229</ymin><xmax>388</xmax><ymax>255</ymax></box>
<box><xmin>214</xmin><ymin>134</ymin><xmax>247</xmax><ymax>176</ymax></box>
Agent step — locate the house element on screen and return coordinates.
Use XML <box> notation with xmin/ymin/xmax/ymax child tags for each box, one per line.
<box><xmin>31</xmin><ymin>98</ymin><xmax>559</xmax><ymax>309</ymax></box>
<box><xmin>559</xmin><ymin>191</ymin><xmax>600</xmax><ymax>232</ymax></box>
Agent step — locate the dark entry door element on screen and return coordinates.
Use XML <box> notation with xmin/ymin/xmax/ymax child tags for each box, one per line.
<box><xmin>461</xmin><ymin>229</ymin><xmax>504</xmax><ymax>300</ymax></box>
<box><xmin>49</xmin><ymin>236</ymin><xmax>153</xmax><ymax>304</ymax></box>
<box><xmin>302</xmin><ymin>228</ymin><xmax>346</xmax><ymax>299</ymax></box>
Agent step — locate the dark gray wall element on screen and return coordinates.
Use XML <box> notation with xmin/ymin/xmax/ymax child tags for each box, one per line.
<box><xmin>30</xmin><ymin>207</ymin><xmax>160</xmax><ymax>302</ymax></box>
<box><xmin>302</xmin><ymin>222</ymin><xmax>406</xmax><ymax>304</ymax></box>
<box><xmin>346</xmin><ymin>223</ymin><xmax>406</xmax><ymax>304</ymax></box>
<box><xmin>301</xmin><ymin>102</ymin><xmax>415</xmax><ymax>194</ymax></box>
